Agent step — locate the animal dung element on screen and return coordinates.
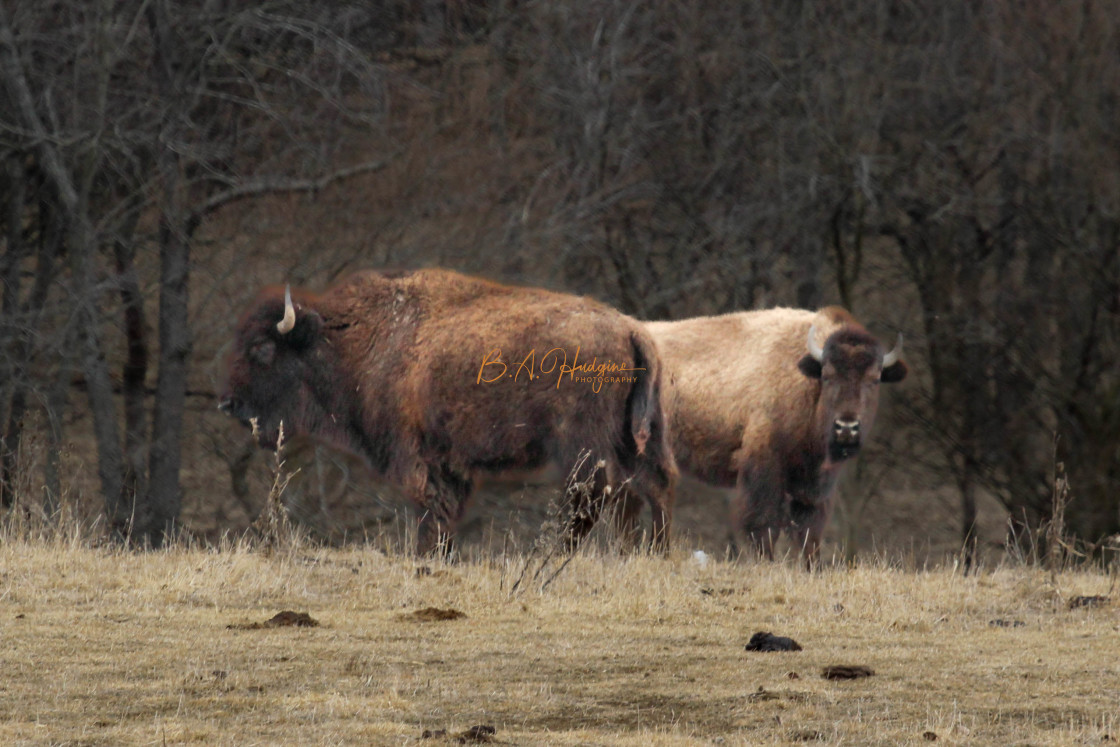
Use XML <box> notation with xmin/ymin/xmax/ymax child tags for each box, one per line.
<box><xmin>745</xmin><ymin>631</ymin><xmax>803</xmax><ymax>652</ymax></box>
<box><xmin>821</xmin><ymin>665</ymin><xmax>874</xmax><ymax>680</ymax></box>
<box><xmin>1068</xmin><ymin>595</ymin><xmax>1110</xmax><ymax>609</ymax></box>
<box><xmin>400</xmin><ymin>606</ymin><xmax>467</xmax><ymax>622</ymax></box>
<box><xmin>421</xmin><ymin>724</ymin><xmax>496</xmax><ymax>742</ymax></box>
<box><xmin>456</xmin><ymin>725</ymin><xmax>496</xmax><ymax>743</ymax></box>
<box><xmin>227</xmin><ymin>610</ymin><xmax>320</xmax><ymax>630</ymax></box>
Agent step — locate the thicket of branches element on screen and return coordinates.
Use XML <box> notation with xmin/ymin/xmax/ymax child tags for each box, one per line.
<box><xmin>1</xmin><ymin>0</ymin><xmax>1117</xmax><ymax>551</ymax></box>
<box><xmin>0</xmin><ymin>0</ymin><xmax>392</xmax><ymax>544</ymax></box>
<box><xmin>498</xmin><ymin>0</ymin><xmax>1120</xmax><ymax>550</ymax></box>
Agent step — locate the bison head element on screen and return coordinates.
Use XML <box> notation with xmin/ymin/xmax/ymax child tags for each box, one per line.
<box><xmin>797</xmin><ymin>325</ymin><xmax>907</xmax><ymax>462</ymax></box>
<box><xmin>218</xmin><ymin>285</ymin><xmax>326</xmax><ymax>450</ymax></box>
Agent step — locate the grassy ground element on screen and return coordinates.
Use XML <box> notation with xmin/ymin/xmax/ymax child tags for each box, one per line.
<box><xmin>1</xmin><ymin>524</ymin><xmax>1116</xmax><ymax>746</ymax></box>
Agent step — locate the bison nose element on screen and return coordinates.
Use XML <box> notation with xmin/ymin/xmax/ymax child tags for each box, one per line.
<box><xmin>833</xmin><ymin>418</ymin><xmax>860</xmax><ymax>445</ymax></box>
<box><xmin>217</xmin><ymin>396</ymin><xmax>235</xmax><ymax>415</ymax></box>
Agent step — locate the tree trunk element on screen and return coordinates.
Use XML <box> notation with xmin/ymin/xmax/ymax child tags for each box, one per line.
<box><xmin>145</xmin><ymin>199</ymin><xmax>191</xmax><ymax>545</ymax></box>
<box><xmin>142</xmin><ymin>0</ymin><xmax>190</xmax><ymax>545</ymax></box>
<box><xmin>0</xmin><ymin>17</ymin><xmax>125</xmax><ymax>526</ymax></box>
<box><xmin>114</xmin><ymin>234</ymin><xmax>149</xmax><ymax>517</ymax></box>
<box><xmin>1</xmin><ymin>153</ymin><xmax>29</xmax><ymax>507</ymax></box>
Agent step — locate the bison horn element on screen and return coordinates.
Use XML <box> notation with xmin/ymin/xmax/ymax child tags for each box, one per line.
<box><xmin>806</xmin><ymin>324</ymin><xmax>824</xmax><ymax>362</ymax></box>
<box><xmin>882</xmin><ymin>332</ymin><xmax>903</xmax><ymax>368</ymax></box>
<box><xmin>276</xmin><ymin>284</ymin><xmax>296</xmax><ymax>334</ymax></box>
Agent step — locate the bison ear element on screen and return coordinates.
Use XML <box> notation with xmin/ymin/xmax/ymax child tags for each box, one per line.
<box><xmin>797</xmin><ymin>354</ymin><xmax>822</xmax><ymax>379</ymax></box>
<box><xmin>881</xmin><ymin>359</ymin><xmax>908</xmax><ymax>383</ymax></box>
<box><xmin>279</xmin><ymin>309</ymin><xmax>324</xmax><ymax>352</ymax></box>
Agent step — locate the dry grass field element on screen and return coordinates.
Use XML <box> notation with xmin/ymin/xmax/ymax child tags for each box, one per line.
<box><xmin>1</xmin><ymin>521</ymin><xmax>1117</xmax><ymax>746</ymax></box>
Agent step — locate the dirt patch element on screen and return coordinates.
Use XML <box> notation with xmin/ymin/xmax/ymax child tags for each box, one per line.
<box><xmin>400</xmin><ymin>607</ymin><xmax>467</xmax><ymax>622</ymax></box>
<box><xmin>228</xmin><ymin>610</ymin><xmax>320</xmax><ymax>630</ymax></box>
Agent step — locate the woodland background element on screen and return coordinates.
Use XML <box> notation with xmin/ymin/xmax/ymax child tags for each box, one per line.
<box><xmin>1</xmin><ymin>0</ymin><xmax>1117</xmax><ymax>560</ymax></box>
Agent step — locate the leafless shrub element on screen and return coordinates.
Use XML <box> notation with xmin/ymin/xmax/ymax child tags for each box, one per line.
<box><xmin>506</xmin><ymin>450</ymin><xmax>609</xmax><ymax>596</ymax></box>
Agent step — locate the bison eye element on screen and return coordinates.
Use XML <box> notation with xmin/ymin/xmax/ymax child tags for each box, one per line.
<box><xmin>249</xmin><ymin>339</ymin><xmax>276</xmax><ymax>366</ymax></box>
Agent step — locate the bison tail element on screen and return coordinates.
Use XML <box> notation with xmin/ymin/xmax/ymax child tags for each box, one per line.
<box><xmin>627</xmin><ymin>331</ymin><xmax>663</xmax><ymax>457</ymax></box>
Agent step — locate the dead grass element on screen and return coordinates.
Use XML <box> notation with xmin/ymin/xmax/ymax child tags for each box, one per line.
<box><xmin>0</xmin><ymin>532</ymin><xmax>1117</xmax><ymax>746</ymax></box>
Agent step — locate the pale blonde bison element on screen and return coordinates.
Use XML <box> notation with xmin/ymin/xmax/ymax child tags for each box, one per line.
<box><xmin>219</xmin><ymin>268</ymin><xmax>677</xmax><ymax>556</ymax></box>
<box><xmin>643</xmin><ymin>307</ymin><xmax>906</xmax><ymax>565</ymax></box>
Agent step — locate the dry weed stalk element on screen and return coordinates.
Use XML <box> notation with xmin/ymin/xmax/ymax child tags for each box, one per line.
<box><xmin>248</xmin><ymin>419</ymin><xmax>300</xmax><ymax>553</ymax></box>
<box><xmin>507</xmin><ymin>450</ymin><xmax>608</xmax><ymax>596</ymax></box>
<box><xmin>1005</xmin><ymin>437</ymin><xmax>1085</xmax><ymax>579</ymax></box>
<box><xmin>1031</xmin><ymin>438</ymin><xmax>1115</xmax><ymax>607</ymax></box>
<box><xmin>1045</xmin><ymin>458</ymin><xmax>1074</xmax><ymax>578</ymax></box>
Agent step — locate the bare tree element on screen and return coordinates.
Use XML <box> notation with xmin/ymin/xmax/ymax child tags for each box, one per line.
<box><xmin>0</xmin><ymin>1</ymin><xmax>396</xmax><ymax>543</ymax></box>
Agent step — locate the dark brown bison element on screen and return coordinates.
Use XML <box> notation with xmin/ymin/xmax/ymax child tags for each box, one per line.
<box><xmin>643</xmin><ymin>306</ymin><xmax>906</xmax><ymax>565</ymax></box>
<box><xmin>218</xmin><ymin>268</ymin><xmax>677</xmax><ymax>555</ymax></box>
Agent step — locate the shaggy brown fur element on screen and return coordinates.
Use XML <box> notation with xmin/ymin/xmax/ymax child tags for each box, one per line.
<box><xmin>219</xmin><ymin>268</ymin><xmax>677</xmax><ymax>555</ymax></box>
<box><xmin>644</xmin><ymin>306</ymin><xmax>906</xmax><ymax>565</ymax></box>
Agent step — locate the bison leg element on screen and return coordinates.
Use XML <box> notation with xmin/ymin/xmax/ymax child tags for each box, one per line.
<box><xmin>602</xmin><ymin>452</ymin><xmax>676</xmax><ymax>554</ymax></box>
<box><xmin>733</xmin><ymin>463</ymin><xmax>785</xmax><ymax>561</ymax></box>
<box><xmin>648</xmin><ymin>494</ymin><xmax>672</xmax><ymax>554</ymax></box>
<box><xmin>790</xmin><ymin>498</ymin><xmax>833</xmax><ymax>570</ymax></box>
<box><xmin>610</xmin><ymin>490</ymin><xmax>644</xmax><ymax>551</ymax></box>
<box><xmin>632</xmin><ymin>455</ymin><xmax>676</xmax><ymax>554</ymax></box>
<box><xmin>414</xmin><ymin>464</ymin><xmax>472</xmax><ymax>558</ymax></box>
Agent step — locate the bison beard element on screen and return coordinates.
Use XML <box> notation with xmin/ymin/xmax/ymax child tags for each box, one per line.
<box><xmin>645</xmin><ymin>306</ymin><xmax>906</xmax><ymax>567</ymax></box>
<box><xmin>218</xmin><ymin>269</ymin><xmax>677</xmax><ymax>555</ymax></box>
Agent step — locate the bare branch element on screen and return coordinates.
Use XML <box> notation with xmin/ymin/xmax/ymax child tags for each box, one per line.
<box><xmin>187</xmin><ymin>154</ymin><xmax>399</xmax><ymax>229</ymax></box>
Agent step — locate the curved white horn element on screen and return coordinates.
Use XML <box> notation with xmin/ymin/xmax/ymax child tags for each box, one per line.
<box><xmin>806</xmin><ymin>324</ymin><xmax>824</xmax><ymax>362</ymax></box>
<box><xmin>276</xmin><ymin>284</ymin><xmax>296</xmax><ymax>334</ymax></box>
<box><xmin>882</xmin><ymin>332</ymin><xmax>903</xmax><ymax>368</ymax></box>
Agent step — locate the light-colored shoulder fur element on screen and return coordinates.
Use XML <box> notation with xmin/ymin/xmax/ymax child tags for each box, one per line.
<box><xmin>647</xmin><ymin>307</ymin><xmax>844</xmax><ymax>367</ymax></box>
